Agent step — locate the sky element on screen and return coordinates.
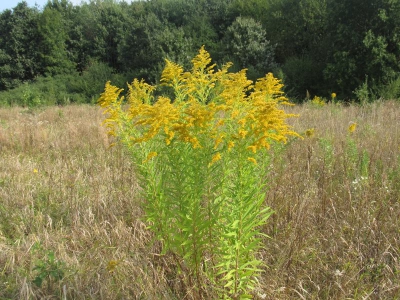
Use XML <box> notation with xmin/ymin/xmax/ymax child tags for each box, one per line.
<box><xmin>0</xmin><ymin>0</ymin><xmax>134</xmax><ymax>12</ymax></box>
<box><xmin>0</xmin><ymin>0</ymin><xmax>83</xmax><ymax>12</ymax></box>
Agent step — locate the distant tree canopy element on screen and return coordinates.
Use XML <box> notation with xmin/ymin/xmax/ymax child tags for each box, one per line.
<box><xmin>1</xmin><ymin>0</ymin><xmax>400</xmax><ymax>101</ymax></box>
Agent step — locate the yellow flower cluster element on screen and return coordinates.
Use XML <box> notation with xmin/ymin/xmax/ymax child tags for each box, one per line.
<box><xmin>106</xmin><ymin>260</ymin><xmax>119</xmax><ymax>273</ymax></box>
<box><xmin>305</xmin><ymin>128</ymin><xmax>315</xmax><ymax>138</ymax></box>
<box><xmin>98</xmin><ymin>83</ymin><xmax>124</xmax><ymax>137</ymax></box>
<box><xmin>99</xmin><ymin>46</ymin><xmax>299</xmax><ymax>165</ymax></box>
<box><xmin>348</xmin><ymin>122</ymin><xmax>357</xmax><ymax>134</ymax></box>
<box><xmin>311</xmin><ymin>96</ymin><xmax>325</xmax><ymax>107</ymax></box>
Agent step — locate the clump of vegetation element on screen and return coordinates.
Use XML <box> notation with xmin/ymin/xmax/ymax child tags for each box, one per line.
<box><xmin>98</xmin><ymin>47</ymin><xmax>298</xmax><ymax>298</ymax></box>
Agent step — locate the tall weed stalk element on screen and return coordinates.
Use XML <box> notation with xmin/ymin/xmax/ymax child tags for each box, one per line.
<box><xmin>98</xmin><ymin>47</ymin><xmax>298</xmax><ymax>298</ymax></box>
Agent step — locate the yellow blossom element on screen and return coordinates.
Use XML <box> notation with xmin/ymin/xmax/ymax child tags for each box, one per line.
<box><xmin>98</xmin><ymin>81</ymin><xmax>124</xmax><ymax>108</ymax></box>
<box><xmin>99</xmin><ymin>47</ymin><xmax>299</xmax><ymax>167</ymax></box>
<box><xmin>231</xmin><ymin>109</ymin><xmax>240</xmax><ymax>119</ymax></box>
<box><xmin>143</xmin><ymin>152</ymin><xmax>158</xmax><ymax>163</ymax></box>
<box><xmin>331</xmin><ymin>93</ymin><xmax>337</xmax><ymax>99</ymax></box>
<box><xmin>161</xmin><ymin>60</ymin><xmax>184</xmax><ymax>85</ymax></box>
<box><xmin>216</xmin><ymin>119</ymin><xmax>225</xmax><ymax>127</ymax></box>
<box><xmin>305</xmin><ymin>128</ymin><xmax>315</xmax><ymax>138</ymax></box>
<box><xmin>190</xmin><ymin>137</ymin><xmax>202</xmax><ymax>149</ymax></box>
<box><xmin>253</xmin><ymin>73</ymin><xmax>288</xmax><ymax>102</ymax></box>
<box><xmin>238</xmin><ymin>118</ymin><xmax>247</xmax><ymax>126</ymax></box>
<box><xmin>247</xmin><ymin>157</ymin><xmax>257</xmax><ymax>165</ymax></box>
<box><xmin>238</xmin><ymin>129</ymin><xmax>248</xmax><ymax>139</ymax></box>
<box><xmin>214</xmin><ymin>136</ymin><xmax>224</xmax><ymax>149</ymax></box>
<box><xmin>127</xmin><ymin>79</ymin><xmax>155</xmax><ymax>106</ymax></box>
<box><xmin>227</xmin><ymin>141</ymin><xmax>235</xmax><ymax>152</ymax></box>
<box><xmin>107</xmin><ymin>260</ymin><xmax>119</xmax><ymax>273</ymax></box>
<box><xmin>311</xmin><ymin>96</ymin><xmax>325</xmax><ymax>107</ymax></box>
<box><xmin>247</xmin><ymin>145</ymin><xmax>257</xmax><ymax>153</ymax></box>
<box><xmin>209</xmin><ymin>152</ymin><xmax>222</xmax><ymax>167</ymax></box>
<box><xmin>348</xmin><ymin>122</ymin><xmax>357</xmax><ymax>134</ymax></box>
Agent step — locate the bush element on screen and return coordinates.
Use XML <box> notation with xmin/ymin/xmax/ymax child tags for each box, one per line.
<box><xmin>98</xmin><ymin>47</ymin><xmax>299</xmax><ymax>298</ymax></box>
<box><xmin>379</xmin><ymin>75</ymin><xmax>400</xmax><ymax>100</ymax></box>
<box><xmin>281</xmin><ymin>55</ymin><xmax>325</xmax><ymax>101</ymax></box>
<box><xmin>0</xmin><ymin>61</ymin><xmax>128</xmax><ymax>107</ymax></box>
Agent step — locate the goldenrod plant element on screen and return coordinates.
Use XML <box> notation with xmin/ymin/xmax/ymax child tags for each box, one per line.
<box><xmin>310</xmin><ymin>95</ymin><xmax>326</xmax><ymax>107</ymax></box>
<box><xmin>98</xmin><ymin>47</ymin><xmax>299</xmax><ymax>298</ymax></box>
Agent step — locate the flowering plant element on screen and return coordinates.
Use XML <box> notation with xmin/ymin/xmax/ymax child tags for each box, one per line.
<box><xmin>99</xmin><ymin>47</ymin><xmax>298</xmax><ymax>298</ymax></box>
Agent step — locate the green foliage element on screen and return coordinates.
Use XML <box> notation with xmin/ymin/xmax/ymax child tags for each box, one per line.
<box><xmin>118</xmin><ymin>12</ymin><xmax>192</xmax><ymax>83</ymax></box>
<box><xmin>78</xmin><ymin>60</ymin><xmax>127</xmax><ymax>102</ymax></box>
<box><xmin>353</xmin><ymin>77</ymin><xmax>372</xmax><ymax>103</ymax></box>
<box><xmin>223</xmin><ymin>16</ymin><xmax>276</xmax><ymax>79</ymax></box>
<box><xmin>318</xmin><ymin>138</ymin><xmax>335</xmax><ymax>174</ymax></box>
<box><xmin>281</xmin><ymin>56</ymin><xmax>325</xmax><ymax>101</ymax></box>
<box><xmin>0</xmin><ymin>2</ymin><xmax>41</xmax><ymax>89</ymax></box>
<box><xmin>136</xmin><ymin>136</ymin><xmax>273</xmax><ymax>298</ymax></box>
<box><xmin>83</xmin><ymin>0</ymin><xmax>128</xmax><ymax>71</ymax></box>
<box><xmin>31</xmin><ymin>243</ymin><xmax>66</xmax><ymax>290</ymax></box>
<box><xmin>343</xmin><ymin>136</ymin><xmax>371</xmax><ymax>182</ymax></box>
<box><xmin>37</xmin><ymin>6</ymin><xmax>75</xmax><ymax>76</ymax></box>
<box><xmin>214</xmin><ymin>148</ymin><xmax>273</xmax><ymax>298</ymax></box>
<box><xmin>388</xmin><ymin>155</ymin><xmax>400</xmax><ymax>194</ymax></box>
<box><xmin>380</xmin><ymin>75</ymin><xmax>400</xmax><ymax>100</ymax></box>
<box><xmin>264</xmin><ymin>0</ymin><xmax>328</xmax><ymax>62</ymax></box>
<box><xmin>0</xmin><ymin>62</ymin><xmax>126</xmax><ymax>106</ymax></box>
<box><xmin>2</xmin><ymin>0</ymin><xmax>400</xmax><ymax>102</ymax></box>
<box><xmin>324</xmin><ymin>0</ymin><xmax>400</xmax><ymax>99</ymax></box>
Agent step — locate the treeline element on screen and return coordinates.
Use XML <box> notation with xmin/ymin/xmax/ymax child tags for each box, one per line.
<box><xmin>1</xmin><ymin>0</ymin><xmax>400</xmax><ymax>105</ymax></box>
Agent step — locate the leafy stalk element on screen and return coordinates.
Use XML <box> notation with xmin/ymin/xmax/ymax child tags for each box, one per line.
<box><xmin>98</xmin><ymin>47</ymin><xmax>297</xmax><ymax>298</ymax></box>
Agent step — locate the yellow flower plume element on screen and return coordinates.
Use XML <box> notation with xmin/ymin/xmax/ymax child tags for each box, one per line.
<box><xmin>99</xmin><ymin>47</ymin><xmax>300</xmax><ymax>165</ymax></box>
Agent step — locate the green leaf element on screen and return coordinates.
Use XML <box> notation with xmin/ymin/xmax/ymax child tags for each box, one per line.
<box><xmin>32</xmin><ymin>276</ymin><xmax>43</xmax><ymax>287</ymax></box>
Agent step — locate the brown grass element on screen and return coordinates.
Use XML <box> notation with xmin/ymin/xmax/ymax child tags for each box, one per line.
<box><xmin>0</xmin><ymin>101</ymin><xmax>399</xmax><ymax>299</ymax></box>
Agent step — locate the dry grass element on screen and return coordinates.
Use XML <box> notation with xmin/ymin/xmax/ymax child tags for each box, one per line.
<box><xmin>0</xmin><ymin>101</ymin><xmax>399</xmax><ymax>299</ymax></box>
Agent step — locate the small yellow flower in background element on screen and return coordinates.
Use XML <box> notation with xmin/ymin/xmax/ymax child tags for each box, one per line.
<box><xmin>107</xmin><ymin>260</ymin><xmax>119</xmax><ymax>273</ymax></box>
<box><xmin>254</xmin><ymin>73</ymin><xmax>288</xmax><ymax>102</ymax></box>
<box><xmin>348</xmin><ymin>122</ymin><xmax>357</xmax><ymax>134</ymax></box>
<box><xmin>311</xmin><ymin>96</ymin><xmax>325</xmax><ymax>107</ymax></box>
<box><xmin>33</xmin><ymin>168</ymin><xmax>38</xmax><ymax>173</ymax></box>
<box><xmin>305</xmin><ymin>128</ymin><xmax>315</xmax><ymax>138</ymax></box>
<box><xmin>331</xmin><ymin>92</ymin><xmax>337</xmax><ymax>100</ymax></box>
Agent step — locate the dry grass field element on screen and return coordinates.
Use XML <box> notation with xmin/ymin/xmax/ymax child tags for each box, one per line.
<box><xmin>0</xmin><ymin>101</ymin><xmax>399</xmax><ymax>299</ymax></box>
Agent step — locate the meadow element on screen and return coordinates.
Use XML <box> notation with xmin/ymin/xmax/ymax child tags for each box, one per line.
<box><xmin>0</xmin><ymin>100</ymin><xmax>399</xmax><ymax>299</ymax></box>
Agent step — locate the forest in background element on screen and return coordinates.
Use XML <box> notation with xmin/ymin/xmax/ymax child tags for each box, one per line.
<box><xmin>1</xmin><ymin>0</ymin><xmax>400</xmax><ymax>106</ymax></box>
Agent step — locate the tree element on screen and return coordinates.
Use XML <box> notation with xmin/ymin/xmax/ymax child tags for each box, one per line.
<box><xmin>223</xmin><ymin>16</ymin><xmax>276</xmax><ymax>79</ymax></box>
<box><xmin>37</xmin><ymin>5</ymin><xmax>75</xmax><ymax>75</ymax></box>
<box><xmin>0</xmin><ymin>2</ymin><xmax>41</xmax><ymax>89</ymax></box>
<box><xmin>324</xmin><ymin>0</ymin><xmax>400</xmax><ymax>98</ymax></box>
<box><xmin>118</xmin><ymin>11</ymin><xmax>192</xmax><ymax>82</ymax></box>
